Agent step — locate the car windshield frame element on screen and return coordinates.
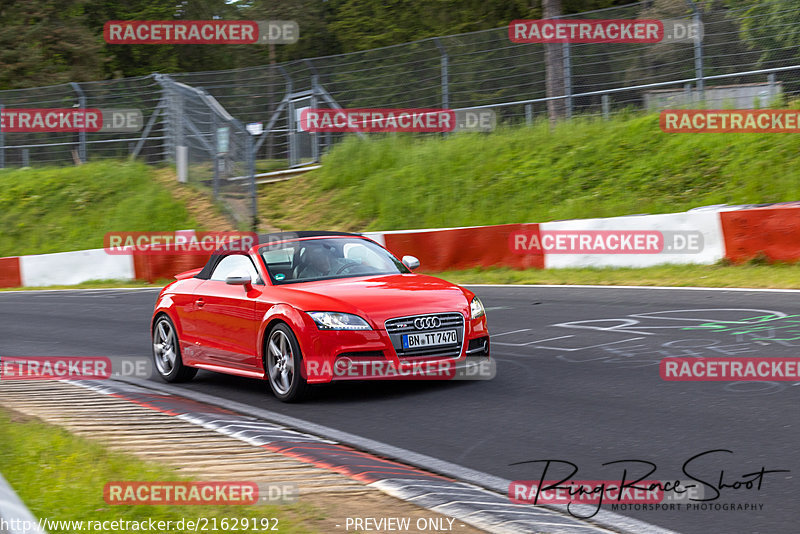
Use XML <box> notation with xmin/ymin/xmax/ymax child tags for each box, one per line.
<box><xmin>258</xmin><ymin>236</ymin><xmax>410</xmax><ymax>285</ymax></box>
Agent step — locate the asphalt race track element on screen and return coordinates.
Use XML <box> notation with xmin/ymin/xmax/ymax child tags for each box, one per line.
<box><xmin>1</xmin><ymin>285</ymin><xmax>798</xmax><ymax>534</ymax></box>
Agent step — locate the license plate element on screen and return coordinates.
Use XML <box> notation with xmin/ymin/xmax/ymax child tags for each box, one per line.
<box><xmin>402</xmin><ymin>330</ymin><xmax>458</xmax><ymax>349</ymax></box>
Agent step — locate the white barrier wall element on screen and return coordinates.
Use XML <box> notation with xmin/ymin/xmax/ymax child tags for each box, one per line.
<box><xmin>20</xmin><ymin>248</ymin><xmax>135</xmax><ymax>287</ymax></box>
<box><xmin>541</xmin><ymin>212</ymin><xmax>725</xmax><ymax>269</ymax></box>
<box><xmin>361</xmin><ymin>232</ymin><xmax>387</xmax><ymax>247</ymax></box>
<box><xmin>7</xmin><ymin>210</ymin><xmax>732</xmax><ymax>287</ymax></box>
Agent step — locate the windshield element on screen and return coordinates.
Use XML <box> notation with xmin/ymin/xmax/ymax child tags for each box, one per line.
<box><xmin>259</xmin><ymin>237</ymin><xmax>409</xmax><ymax>284</ymax></box>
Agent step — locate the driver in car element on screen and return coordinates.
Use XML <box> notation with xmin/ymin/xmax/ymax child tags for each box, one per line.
<box><xmin>297</xmin><ymin>244</ymin><xmax>345</xmax><ymax>279</ymax></box>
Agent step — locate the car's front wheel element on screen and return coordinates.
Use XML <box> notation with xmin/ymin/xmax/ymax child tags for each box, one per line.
<box><xmin>152</xmin><ymin>315</ymin><xmax>197</xmax><ymax>383</ymax></box>
<box><xmin>265</xmin><ymin>323</ymin><xmax>310</xmax><ymax>402</ymax></box>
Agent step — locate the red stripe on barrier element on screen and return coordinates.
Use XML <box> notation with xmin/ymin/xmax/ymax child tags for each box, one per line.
<box><xmin>383</xmin><ymin>223</ymin><xmax>544</xmax><ymax>271</ymax></box>
<box><xmin>0</xmin><ymin>257</ymin><xmax>22</xmax><ymax>288</ymax></box>
<box><xmin>720</xmin><ymin>207</ymin><xmax>800</xmax><ymax>263</ymax></box>
<box><xmin>132</xmin><ymin>254</ymin><xmax>210</xmax><ymax>283</ymax></box>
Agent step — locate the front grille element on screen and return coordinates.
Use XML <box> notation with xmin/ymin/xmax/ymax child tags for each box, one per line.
<box><xmin>385</xmin><ymin>313</ymin><xmax>464</xmax><ymax>334</ymax></box>
<box><xmin>384</xmin><ymin>312</ymin><xmax>465</xmax><ymax>360</ymax></box>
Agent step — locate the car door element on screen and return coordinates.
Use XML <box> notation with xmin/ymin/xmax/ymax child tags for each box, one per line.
<box><xmin>192</xmin><ymin>254</ymin><xmax>263</xmax><ymax>373</ymax></box>
<box><xmin>166</xmin><ymin>277</ymin><xmax>206</xmax><ymax>363</ymax></box>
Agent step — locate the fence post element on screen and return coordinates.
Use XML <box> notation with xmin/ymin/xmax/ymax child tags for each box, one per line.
<box><xmin>434</xmin><ymin>38</ymin><xmax>449</xmax><ymax>110</ymax></box>
<box><xmin>310</xmin><ymin>75</ymin><xmax>320</xmax><ymax>162</ymax></box>
<box><xmin>525</xmin><ymin>103</ymin><xmax>533</xmax><ymax>125</ymax></box>
<box><xmin>0</xmin><ymin>102</ymin><xmax>4</xmax><ymax>169</ymax></box>
<box><xmin>70</xmin><ymin>82</ymin><xmax>87</xmax><ymax>163</ymax></box>
<box><xmin>304</xmin><ymin>59</ymin><xmax>320</xmax><ymax>164</ymax></box>
<box><xmin>166</xmin><ymin>77</ymin><xmax>188</xmax><ymax>181</ymax></box>
<box><xmin>287</xmin><ymin>98</ymin><xmax>297</xmax><ymax>167</ymax></box>
<box><xmin>212</xmin><ymin>111</ymin><xmax>219</xmax><ymax>199</ymax></box>
<box><xmin>175</xmin><ymin>90</ymin><xmax>185</xmax><ymax>163</ymax></box>
<box><xmin>563</xmin><ymin>42</ymin><xmax>572</xmax><ymax>119</ymax></box>
<box><xmin>307</xmin><ymin>61</ymin><xmax>321</xmax><ymax>164</ymax></box>
<box><xmin>247</xmin><ymin>132</ymin><xmax>258</xmax><ymax>231</ymax></box>
<box><xmin>686</xmin><ymin>1</ymin><xmax>705</xmax><ymax>104</ymax></box>
<box><xmin>277</xmin><ymin>65</ymin><xmax>293</xmax><ymax>166</ymax></box>
<box><xmin>151</xmin><ymin>74</ymin><xmax>170</xmax><ymax>164</ymax></box>
<box><xmin>768</xmin><ymin>73</ymin><xmax>777</xmax><ymax>104</ymax></box>
<box><xmin>601</xmin><ymin>94</ymin><xmax>610</xmax><ymax>120</ymax></box>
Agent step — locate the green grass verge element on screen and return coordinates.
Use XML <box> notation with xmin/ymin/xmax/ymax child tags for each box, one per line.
<box><xmin>436</xmin><ymin>262</ymin><xmax>800</xmax><ymax>289</ymax></box>
<box><xmin>0</xmin><ymin>161</ymin><xmax>197</xmax><ymax>257</ymax></box>
<box><xmin>260</xmin><ymin>112</ymin><xmax>800</xmax><ymax>231</ymax></box>
<box><xmin>0</xmin><ymin>408</ymin><xmax>317</xmax><ymax>534</ymax></box>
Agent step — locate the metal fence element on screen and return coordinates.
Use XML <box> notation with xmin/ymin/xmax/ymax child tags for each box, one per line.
<box><xmin>1</xmin><ymin>0</ymin><xmax>799</xmax><ymax>229</ymax></box>
<box><xmin>158</xmin><ymin>75</ymin><xmax>257</xmax><ymax>229</ymax></box>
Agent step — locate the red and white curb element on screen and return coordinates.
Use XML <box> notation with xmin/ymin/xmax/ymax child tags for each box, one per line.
<box><xmin>71</xmin><ymin>377</ymin><xmax>678</xmax><ymax>534</ymax></box>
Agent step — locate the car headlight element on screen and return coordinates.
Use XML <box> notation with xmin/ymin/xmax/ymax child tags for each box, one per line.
<box><xmin>307</xmin><ymin>311</ymin><xmax>372</xmax><ymax>330</ymax></box>
<box><xmin>470</xmin><ymin>296</ymin><xmax>485</xmax><ymax>319</ymax></box>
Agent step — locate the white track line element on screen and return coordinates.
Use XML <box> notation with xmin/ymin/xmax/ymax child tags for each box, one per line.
<box><xmin>0</xmin><ymin>287</ymin><xmax>161</xmax><ymax>294</ymax></box>
<box><xmin>466</xmin><ymin>284</ymin><xmax>800</xmax><ymax>293</ymax></box>
<box><xmin>3</xmin><ymin>283</ymin><xmax>799</xmax><ymax>294</ymax></box>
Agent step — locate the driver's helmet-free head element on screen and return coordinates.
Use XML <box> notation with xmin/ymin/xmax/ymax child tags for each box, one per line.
<box><xmin>302</xmin><ymin>242</ymin><xmax>333</xmax><ymax>275</ymax></box>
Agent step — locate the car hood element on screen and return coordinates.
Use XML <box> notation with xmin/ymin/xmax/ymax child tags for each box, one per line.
<box><xmin>262</xmin><ymin>273</ymin><xmax>471</xmax><ymax>327</ymax></box>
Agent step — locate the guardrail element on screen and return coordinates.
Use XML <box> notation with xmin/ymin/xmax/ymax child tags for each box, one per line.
<box><xmin>0</xmin><ymin>472</ymin><xmax>46</xmax><ymax>534</ymax></box>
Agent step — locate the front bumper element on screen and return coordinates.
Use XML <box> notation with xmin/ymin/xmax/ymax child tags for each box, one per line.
<box><xmin>300</xmin><ymin>312</ymin><xmax>490</xmax><ymax>383</ymax></box>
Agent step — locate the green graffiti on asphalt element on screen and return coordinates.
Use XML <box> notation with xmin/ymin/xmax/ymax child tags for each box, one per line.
<box><xmin>682</xmin><ymin>314</ymin><xmax>800</xmax><ymax>341</ymax></box>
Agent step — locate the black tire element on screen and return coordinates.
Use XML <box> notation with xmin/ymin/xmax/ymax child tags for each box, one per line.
<box><xmin>265</xmin><ymin>323</ymin><xmax>311</xmax><ymax>402</ymax></box>
<box><xmin>152</xmin><ymin>315</ymin><xmax>197</xmax><ymax>383</ymax></box>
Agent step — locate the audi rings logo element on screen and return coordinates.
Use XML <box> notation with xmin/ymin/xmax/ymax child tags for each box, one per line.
<box><xmin>414</xmin><ymin>316</ymin><xmax>441</xmax><ymax>330</ymax></box>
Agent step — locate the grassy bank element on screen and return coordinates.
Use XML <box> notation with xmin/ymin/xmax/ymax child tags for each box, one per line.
<box><xmin>6</xmin><ymin>112</ymin><xmax>800</xmax><ymax>264</ymax></box>
<box><xmin>259</xmin><ymin>113</ymin><xmax>800</xmax><ymax>231</ymax></box>
<box><xmin>0</xmin><ymin>161</ymin><xmax>197</xmax><ymax>257</ymax></box>
<box><xmin>0</xmin><ymin>408</ymin><xmax>315</xmax><ymax>533</ymax></box>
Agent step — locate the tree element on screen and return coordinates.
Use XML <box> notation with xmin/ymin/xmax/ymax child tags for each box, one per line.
<box><xmin>328</xmin><ymin>0</ymin><xmax>531</xmax><ymax>52</ymax></box>
<box><xmin>0</xmin><ymin>0</ymin><xmax>105</xmax><ymax>89</ymax></box>
<box><xmin>84</xmin><ymin>0</ymin><xmax>246</xmax><ymax>77</ymax></box>
<box><xmin>730</xmin><ymin>0</ymin><xmax>800</xmax><ymax>71</ymax></box>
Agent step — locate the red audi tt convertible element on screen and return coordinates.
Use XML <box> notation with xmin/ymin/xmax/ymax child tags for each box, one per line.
<box><xmin>151</xmin><ymin>232</ymin><xmax>490</xmax><ymax>401</ymax></box>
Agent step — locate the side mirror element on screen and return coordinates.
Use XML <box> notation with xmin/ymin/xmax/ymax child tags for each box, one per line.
<box><xmin>225</xmin><ymin>272</ymin><xmax>253</xmax><ymax>290</ymax></box>
<box><xmin>402</xmin><ymin>255</ymin><xmax>420</xmax><ymax>271</ymax></box>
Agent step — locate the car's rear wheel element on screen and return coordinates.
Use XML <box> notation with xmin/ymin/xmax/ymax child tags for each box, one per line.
<box><xmin>152</xmin><ymin>315</ymin><xmax>197</xmax><ymax>382</ymax></box>
<box><xmin>266</xmin><ymin>323</ymin><xmax>310</xmax><ymax>402</ymax></box>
